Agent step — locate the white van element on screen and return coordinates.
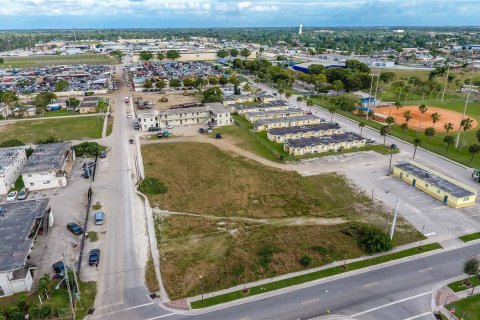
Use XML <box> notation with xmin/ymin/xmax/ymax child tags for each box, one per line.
<box><xmin>95</xmin><ymin>211</ymin><xmax>105</xmax><ymax>225</ymax></box>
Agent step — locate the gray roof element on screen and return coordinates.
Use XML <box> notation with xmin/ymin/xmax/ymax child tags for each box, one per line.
<box><xmin>0</xmin><ymin>199</ymin><xmax>50</xmax><ymax>272</ymax></box>
<box><xmin>268</xmin><ymin>123</ymin><xmax>342</xmax><ymax>136</ymax></box>
<box><xmin>0</xmin><ymin>147</ymin><xmax>25</xmax><ymax>176</ymax></box>
<box><xmin>234</xmin><ymin>100</ymin><xmax>287</xmax><ymax>111</ymax></box>
<box><xmin>245</xmin><ymin>108</ymin><xmax>303</xmax><ymax>118</ymax></box>
<box><xmin>22</xmin><ymin>142</ymin><xmax>72</xmax><ymax>174</ymax></box>
<box><xmin>254</xmin><ymin>115</ymin><xmax>320</xmax><ymax>128</ymax></box>
<box><xmin>395</xmin><ymin>162</ymin><xmax>476</xmax><ymax>198</ymax></box>
<box><xmin>285</xmin><ymin>132</ymin><xmax>366</xmax><ymax>148</ymax></box>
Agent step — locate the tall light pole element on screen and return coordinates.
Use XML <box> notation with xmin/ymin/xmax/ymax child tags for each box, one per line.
<box><xmin>373</xmin><ymin>71</ymin><xmax>380</xmax><ymax>108</ymax></box>
<box><xmin>455</xmin><ymin>85</ymin><xmax>479</xmax><ymax>148</ymax></box>
<box><xmin>368</xmin><ymin>73</ymin><xmax>375</xmax><ymax>119</ymax></box>
<box><xmin>389</xmin><ymin>197</ymin><xmax>401</xmax><ymax>240</ymax></box>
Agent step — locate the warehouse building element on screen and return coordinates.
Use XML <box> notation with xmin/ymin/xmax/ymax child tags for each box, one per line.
<box><xmin>137</xmin><ymin>102</ymin><xmax>230</xmax><ymax>131</ymax></box>
<box><xmin>393</xmin><ymin>161</ymin><xmax>477</xmax><ymax>208</ymax></box>
<box><xmin>284</xmin><ymin>132</ymin><xmax>366</xmax><ymax>155</ymax></box>
<box><xmin>245</xmin><ymin>108</ymin><xmax>304</xmax><ymax>123</ymax></box>
<box><xmin>0</xmin><ymin>199</ymin><xmax>54</xmax><ymax>296</ymax></box>
<box><xmin>254</xmin><ymin>115</ymin><xmax>321</xmax><ymax>132</ymax></box>
<box><xmin>0</xmin><ymin>147</ymin><xmax>27</xmax><ymax>195</ymax></box>
<box><xmin>231</xmin><ymin>100</ymin><xmax>289</xmax><ymax>115</ymax></box>
<box><xmin>22</xmin><ymin>143</ymin><xmax>75</xmax><ymax>191</ymax></box>
<box><xmin>267</xmin><ymin>123</ymin><xmax>342</xmax><ymax>143</ymax></box>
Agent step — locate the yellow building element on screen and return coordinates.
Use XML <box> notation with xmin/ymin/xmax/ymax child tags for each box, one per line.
<box><xmin>254</xmin><ymin>115</ymin><xmax>321</xmax><ymax>132</ymax></box>
<box><xmin>284</xmin><ymin>133</ymin><xmax>366</xmax><ymax>155</ymax></box>
<box><xmin>245</xmin><ymin>108</ymin><xmax>304</xmax><ymax>123</ymax></box>
<box><xmin>232</xmin><ymin>100</ymin><xmax>288</xmax><ymax>115</ymax></box>
<box><xmin>393</xmin><ymin>161</ymin><xmax>477</xmax><ymax>208</ymax></box>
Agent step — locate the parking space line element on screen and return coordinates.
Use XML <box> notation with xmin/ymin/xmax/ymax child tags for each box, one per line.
<box><xmin>403</xmin><ymin>312</ymin><xmax>433</xmax><ymax>320</ymax></box>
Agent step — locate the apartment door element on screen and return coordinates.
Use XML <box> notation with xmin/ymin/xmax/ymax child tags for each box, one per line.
<box><xmin>443</xmin><ymin>195</ymin><xmax>448</xmax><ymax>204</ymax></box>
<box><xmin>412</xmin><ymin>179</ymin><xmax>416</xmax><ymax>187</ymax></box>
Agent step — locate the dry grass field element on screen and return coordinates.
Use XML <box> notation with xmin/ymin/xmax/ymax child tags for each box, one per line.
<box><xmin>143</xmin><ymin>143</ymin><xmax>422</xmax><ymax>299</ymax></box>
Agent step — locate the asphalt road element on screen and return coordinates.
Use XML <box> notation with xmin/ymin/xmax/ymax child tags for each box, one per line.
<box><xmin>88</xmin><ymin>70</ymin><xmax>480</xmax><ymax>320</ymax></box>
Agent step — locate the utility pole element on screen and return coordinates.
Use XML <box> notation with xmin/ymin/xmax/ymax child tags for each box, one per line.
<box><xmin>389</xmin><ymin>197</ymin><xmax>401</xmax><ymax>240</ymax></box>
<box><xmin>69</xmin><ymin>252</ymin><xmax>83</xmax><ymax>310</ymax></box>
<box><xmin>373</xmin><ymin>71</ymin><xmax>380</xmax><ymax>108</ymax></box>
<box><xmin>62</xmin><ymin>253</ymin><xmax>76</xmax><ymax>320</ymax></box>
<box><xmin>368</xmin><ymin>73</ymin><xmax>375</xmax><ymax>119</ymax></box>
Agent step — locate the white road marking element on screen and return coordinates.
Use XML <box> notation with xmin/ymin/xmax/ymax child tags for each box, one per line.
<box><xmin>94</xmin><ymin>300</ymin><xmax>124</xmax><ymax>311</ymax></box>
<box><xmin>350</xmin><ymin>291</ymin><xmax>432</xmax><ymax>317</ymax></box>
<box><xmin>418</xmin><ymin>268</ymin><xmax>433</xmax><ymax>273</ymax></box>
<box><xmin>93</xmin><ymin>302</ymin><xmax>155</xmax><ymax>318</ymax></box>
<box><xmin>424</xmin><ymin>232</ymin><xmax>436</xmax><ymax>237</ymax></box>
<box><xmin>362</xmin><ymin>282</ymin><xmax>379</xmax><ymax>288</ymax></box>
<box><xmin>403</xmin><ymin>312</ymin><xmax>433</xmax><ymax>320</ymax></box>
<box><xmin>301</xmin><ymin>298</ymin><xmax>319</xmax><ymax>305</ymax></box>
<box><xmin>239</xmin><ymin>317</ymin><xmax>251</xmax><ymax>320</ymax></box>
<box><xmin>144</xmin><ymin>314</ymin><xmax>176</xmax><ymax>320</ymax></box>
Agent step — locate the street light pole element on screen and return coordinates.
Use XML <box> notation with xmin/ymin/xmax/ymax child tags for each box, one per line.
<box><xmin>455</xmin><ymin>85</ymin><xmax>479</xmax><ymax>148</ymax></box>
<box><xmin>368</xmin><ymin>73</ymin><xmax>375</xmax><ymax>119</ymax></box>
<box><xmin>373</xmin><ymin>71</ymin><xmax>380</xmax><ymax>108</ymax></box>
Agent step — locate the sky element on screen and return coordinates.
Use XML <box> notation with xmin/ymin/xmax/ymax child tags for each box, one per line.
<box><xmin>0</xmin><ymin>0</ymin><xmax>479</xmax><ymax>29</ymax></box>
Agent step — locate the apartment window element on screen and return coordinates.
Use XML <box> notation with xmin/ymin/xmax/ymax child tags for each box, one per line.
<box><xmin>464</xmin><ymin>197</ymin><xmax>470</xmax><ymax>201</ymax></box>
<box><xmin>30</xmin><ymin>183</ymin><xmax>34</xmax><ymax>186</ymax></box>
<box><xmin>43</xmin><ymin>181</ymin><xmax>50</xmax><ymax>184</ymax></box>
<box><xmin>437</xmin><ymin>190</ymin><xmax>441</xmax><ymax>194</ymax></box>
<box><xmin>425</xmin><ymin>184</ymin><xmax>429</xmax><ymax>188</ymax></box>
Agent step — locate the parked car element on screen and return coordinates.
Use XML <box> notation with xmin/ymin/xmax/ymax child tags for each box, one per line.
<box><xmin>17</xmin><ymin>188</ymin><xmax>29</xmax><ymax>200</ymax></box>
<box><xmin>67</xmin><ymin>222</ymin><xmax>83</xmax><ymax>235</ymax></box>
<box><xmin>99</xmin><ymin>151</ymin><xmax>107</xmax><ymax>158</ymax></box>
<box><xmin>366</xmin><ymin>139</ymin><xmax>375</xmax><ymax>144</ymax></box>
<box><xmin>206</xmin><ymin>128</ymin><xmax>212</xmax><ymax>134</ymax></box>
<box><xmin>95</xmin><ymin>211</ymin><xmax>105</xmax><ymax>225</ymax></box>
<box><xmin>127</xmin><ymin>113</ymin><xmax>132</xmax><ymax>119</ymax></box>
<box><xmin>134</xmin><ymin>123</ymin><xmax>140</xmax><ymax>130</ymax></box>
<box><xmin>305</xmin><ymin>112</ymin><xmax>313</xmax><ymax>115</ymax></box>
<box><xmin>6</xmin><ymin>191</ymin><xmax>18</xmax><ymax>202</ymax></box>
<box><xmin>215</xmin><ymin>133</ymin><xmax>222</xmax><ymax>139</ymax></box>
<box><xmin>52</xmin><ymin>261</ymin><xmax>65</xmax><ymax>275</ymax></box>
<box><xmin>129</xmin><ymin>138</ymin><xmax>134</xmax><ymax>144</ymax></box>
<box><xmin>148</xmin><ymin>127</ymin><xmax>160</xmax><ymax>132</ymax></box>
<box><xmin>89</xmin><ymin>249</ymin><xmax>101</xmax><ymax>266</ymax></box>
<box><xmin>198</xmin><ymin>128</ymin><xmax>205</xmax><ymax>134</ymax></box>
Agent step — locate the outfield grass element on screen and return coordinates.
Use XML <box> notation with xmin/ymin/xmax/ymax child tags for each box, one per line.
<box><xmin>446</xmin><ymin>293</ymin><xmax>480</xmax><ymax>320</ymax></box>
<box><xmin>144</xmin><ymin>142</ymin><xmax>422</xmax><ymax>299</ymax></box>
<box><xmin>1</xmin><ymin>54</ymin><xmax>116</xmax><ymax>67</ymax></box>
<box><xmin>0</xmin><ymin>116</ymin><xmax>104</xmax><ymax>144</ymax></box>
<box><xmin>191</xmin><ymin>243</ymin><xmax>441</xmax><ymax>308</ymax></box>
<box><xmin>448</xmin><ymin>276</ymin><xmax>480</xmax><ymax>292</ymax></box>
<box><xmin>459</xmin><ymin>232</ymin><xmax>480</xmax><ymax>242</ymax></box>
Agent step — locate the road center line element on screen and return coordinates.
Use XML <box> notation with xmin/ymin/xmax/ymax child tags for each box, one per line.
<box><xmin>301</xmin><ymin>298</ymin><xmax>319</xmax><ymax>305</ymax></box>
<box><xmin>362</xmin><ymin>282</ymin><xmax>379</xmax><ymax>288</ymax></box>
<box><xmin>403</xmin><ymin>312</ymin><xmax>433</xmax><ymax>320</ymax></box>
<box><xmin>418</xmin><ymin>268</ymin><xmax>433</xmax><ymax>273</ymax></box>
<box><xmin>350</xmin><ymin>291</ymin><xmax>432</xmax><ymax>317</ymax></box>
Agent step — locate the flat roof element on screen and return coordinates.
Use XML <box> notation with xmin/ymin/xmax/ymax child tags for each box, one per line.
<box><xmin>22</xmin><ymin>142</ymin><xmax>72</xmax><ymax>174</ymax></box>
<box><xmin>234</xmin><ymin>100</ymin><xmax>287</xmax><ymax>111</ymax></box>
<box><xmin>395</xmin><ymin>162</ymin><xmax>476</xmax><ymax>198</ymax></box>
<box><xmin>254</xmin><ymin>115</ymin><xmax>320</xmax><ymax>127</ymax></box>
<box><xmin>245</xmin><ymin>108</ymin><xmax>303</xmax><ymax>118</ymax></box>
<box><xmin>223</xmin><ymin>94</ymin><xmax>254</xmax><ymax>101</ymax></box>
<box><xmin>268</xmin><ymin>123</ymin><xmax>341</xmax><ymax>136</ymax></box>
<box><xmin>204</xmin><ymin>102</ymin><xmax>230</xmax><ymax>114</ymax></box>
<box><xmin>0</xmin><ymin>147</ymin><xmax>25</xmax><ymax>176</ymax></box>
<box><xmin>286</xmin><ymin>132</ymin><xmax>365</xmax><ymax>148</ymax></box>
<box><xmin>0</xmin><ymin>199</ymin><xmax>49</xmax><ymax>272</ymax></box>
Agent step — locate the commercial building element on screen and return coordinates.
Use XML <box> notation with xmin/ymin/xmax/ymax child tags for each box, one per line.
<box><xmin>22</xmin><ymin>142</ymin><xmax>75</xmax><ymax>191</ymax></box>
<box><xmin>284</xmin><ymin>132</ymin><xmax>366</xmax><ymax>155</ymax></box>
<box><xmin>231</xmin><ymin>100</ymin><xmax>289</xmax><ymax>115</ymax></box>
<box><xmin>0</xmin><ymin>147</ymin><xmax>27</xmax><ymax>195</ymax></box>
<box><xmin>254</xmin><ymin>115</ymin><xmax>321</xmax><ymax>132</ymax></box>
<box><xmin>393</xmin><ymin>161</ymin><xmax>477</xmax><ymax>208</ymax></box>
<box><xmin>267</xmin><ymin>123</ymin><xmax>342</xmax><ymax>143</ymax></box>
<box><xmin>0</xmin><ymin>199</ymin><xmax>54</xmax><ymax>296</ymax></box>
<box><xmin>245</xmin><ymin>108</ymin><xmax>305</xmax><ymax>123</ymax></box>
<box><xmin>136</xmin><ymin>103</ymin><xmax>231</xmax><ymax>131</ymax></box>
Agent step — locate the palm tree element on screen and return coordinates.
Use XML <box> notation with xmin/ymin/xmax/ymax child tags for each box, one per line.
<box><xmin>413</xmin><ymin>138</ymin><xmax>421</xmax><ymax>159</ymax></box>
<box><xmin>296</xmin><ymin>96</ymin><xmax>303</xmax><ymax>105</ymax></box>
<box><xmin>368</xmin><ymin>110</ymin><xmax>374</xmax><ymax>120</ymax></box>
<box><xmin>380</xmin><ymin>125</ymin><xmax>390</xmax><ymax>145</ymax></box>
<box><xmin>431</xmin><ymin>112</ymin><xmax>441</xmax><ymax>129</ymax></box>
<box><xmin>306</xmin><ymin>99</ymin><xmax>314</xmax><ymax>113</ymax></box>
<box><xmin>278</xmin><ymin>88</ymin><xmax>285</xmax><ymax>100</ymax></box>
<box><xmin>359</xmin><ymin>121</ymin><xmax>366</xmax><ymax>135</ymax></box>
<box><xmin>417</xmin><ymin>104</ymin><xmax>428</xmax><ymax>135</ymax></box>
<box><xmin>424</xmin><ymin>127</ymin><xmax>436</xmax><ymax>141</ymax></box>
<box><xmin>400</xmin><ymin>123</ymin><xmax>408</xmax><ymax>139</ymax></box>
<box><xmin>469</xmin><ymin>144</ymin><xmax>480</xmax><ymax>164</ymax></box>
<box><xmin>285</xmin><ymin>91</ymin><xmax>292</xmax><ymax>102</ymax></box>
<box><xmin>443</xmin><ymin>135</ymin><xmax>455</xmax><ymax>154</ymax></box>
<box><xmin>476</xmin><ymin>128</ymin><xmax>480</xmax><ymax>144</ymax></box>
<box><xmin>394</xmin><ymin>101</ymin><xmax>402</xmax><ymax>122</ymax></box>
<box><xmin>444</xmin><ymin>122</ymin><xmax>454</xmax><ymax>134</ymax></box>
<box><xmin>460</xmin><ymin>117</ymin><xmax>473</xmax><ymax>148</ymax></box>
<box><xmin>403</xmin><ymin>110</ymin><xmax>413</xmax><ymax>124</ymax></box>
<box><xmin>386</xmin><ymin>116</ymin><xmax>395</xmax><ymax>126</ymax></box>
<box><xmin>328</xmin><ymin>106</ymin><xmax>337</xmax><ymax>122</ymax></box>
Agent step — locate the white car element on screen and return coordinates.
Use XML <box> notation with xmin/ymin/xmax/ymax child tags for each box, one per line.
<box><xmin>127</xmin><ymin>113</ymin><xmax>132</xmax><ymax>119</ymax></box>
<box><xmin>6</xmin><ymin>191</ymin><xmax>18</xmax><ymax>202</ymax></box>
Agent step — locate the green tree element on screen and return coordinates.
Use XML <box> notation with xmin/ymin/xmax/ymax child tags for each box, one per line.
<box><xmin>444</xmin><ymin>122</ymin><xmax>454</xmax><ymax>134</ymax></box>
<box><xmin>469</xmin><ymin>144</ymin><xmax>480</xmax><ymax>164</ymax></box>
<box><xmin>208</xmin><ymin>76</ymin><xmax>219</xmax><ymax>85</ymax></box>
<box><xmin>155</xmin><ymin>79</ymin><xmax>166</xmax><ymax>90</ymax></box>
<box><xmin>400</xmin><ymin>123</ymin><xmax>408</xmax><ymax>139</ymax></box>
<box><xmin>394</xmin><ymin>101</ymin><xmax>402</xmax><ymax>122</ymax></box>
<box><xmin>219</xmin><ymin>77</ymin><xmax>228</xmax><ymax>86</ymax></box>
<box><xmin>28</xmin><ymin>305</ymin><xmax>42</xmax><ymax>320</ymax></box>
<box><xmin>0</xmin><ymin>57</ymin><xmax>4</xmax><ymax>64</ymax></box>
<box><xmin>359</xmin><ymin>121</ymin><xmax>366</xmax><ymax>135</ymax></box>
<box><xmin>443</xmin><ymin>135</ymin><xmax>455</xmax><ymax>154</ymax></box>
<box><xmin>431</xmin><ymin>112</ymin><xmax>441</xmax><ymax>129</ymax></box>
<box><xmin>328</xmin><ymin>105</ymin><xmax>337</xmax><ymax>121</ymax></box>
<box><xmin>379</xmin><ymin>71</ymin><xmax>396</xmax><ymax>83</ymax></box>
<box><xmin>277</xmin><ymin>88</ymin><xmax>285</xmax><ymax>100</ymax></box>
<box><xmin>139</xmin><ymin>51</ymin><xmax>153</xmax><ymax>61</ymax></box>
<box><xmin>229</xmin><ymin>48</ymin><xmax>239</xmax><ymax>57</ymax></box>
<box><xmin>144</xmin><ymin>79</ymin><xmax>153</xmax><ymax>89</ymax></box>
<box><xmin>285</xmin><ymin>91</ymin><xmax>292</xmax><ymax>101</ymax></box>
<box><xmin>332</xmin><ymin>80</ymin><xmax>344</xmax><ymax>95</ymax></box>
<box><xmin>156</xmin><ymin>52</ymin><xmax>164</xmax><ymax>61</ymax></box>
<box><xmin>413</xmin><ymin>138</ymin><xmax>421</xmax><ymax>159</ymax></box>
<box><xmin>182</xmin><ymin>78</ymin><xmax>195</xmax><ymax>87</ymax></box>
<box><xmin>476</xmin><ymin>128</ymin><xmax>480</xmax><ymax>144</ymax></box>
<box><xmin>54</xmin><ymin>79</ymin><xmax>69</xmax><ymax>92</ymax></box>
<box><xmin>67</xmin><ymin>97</ymin><xmax>80</xmax><ymax>108</ymax></box>
<box><xmin>307</xmin><ymin>64</ymin><xmax>326</xmax><ymax>75</ymax></box>
<box><xmin>424</xmin><ymin>127</ymin><xmax>435</xmax><ymax>141</ymax></box>
<box><xmin>345</xmin><ymin>59</ymin><xmax>370</xmax><ymax>73</ymax></box>
<box><xmin>166</xmin><ymin>50</ymin><xmax>181</xmax><ymax>61</ymax></box>
<box><xmin>380</xmin><ymin>125</ymin><xmax>390</xmax><ymax>145</ymax></box>
<box><xmin>403</xmin><ymin>110</ymin><xmax>413</xmax><ymax>124</ymax></box>
<box><xmin>202</xmin><ymin>87</ymin><xmax>223</xmax><ymax>103</ymax></box>
<box><xmin>306</xmin><ymin>99</ymin><xmax>314</xmax><ymax>112</ymax></box>
<box><xmin>359</xmin><ymin>228</ymin><xmax>393</xmax><ymax>254</ymax></box>
<box><xmin>463</xmin><ymin>256</ymin><xmax>479</xmax><ymax>294</ymax></box>
<box><xmin>34</xmin><ymin>92</ymin><xmax>57</xmax><ymax>107</ymax></box>
<box><xmin>386</xmin><ymin>116</ymin><xmax>395</xmax><ymax>126</ymax></box>
<box><xmin>240</xmin><ymin>48</ymin><xmax>251</xmax><ymax>58</ymax></box>
<box><xmin>417</xmin><ymin>104</ymin><xmax>428</xmax><ymax>135</ymax></box>
<box><xmin>169</xmin><ymin>78</ymin><xmax>182</xmax><ymax>88</ymax></box>
<box><xmin>217</xmin><ymin>49</ymin><xmax>229</xmax><ymax>58</ymax></box>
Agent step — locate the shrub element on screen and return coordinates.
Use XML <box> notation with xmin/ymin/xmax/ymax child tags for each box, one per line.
<box><xmin>0</xmin><ymin>139</ymin><xmax>25</xmax><ymax>147</ymax></box>
<box><xmin>73</xmin><ymin>142</ymin><xmax>104</xmax><ymax>157</ymax></box>
<box><xmin>359</xmin><ymin>228</ymin><xmax>393</xmax><ymax>254</ymax></box>
<box><xmin>258</xmin><ymin>244</ymin><xmax>277</xmax><ymax>269</ymax></box>
<box><xmin>300</xmin><ymin>255</ymin><xmax>313</xmax><ymax>267</ymax></box>
<box><xmin>34</xmin><ymin>136</ymin><xmax>61</xmax><ymax>145</ymax></box>
<box><xmin>139</xmin><ymin>177</ymin><xmax>168</xmax><ymax>195</ymax></box>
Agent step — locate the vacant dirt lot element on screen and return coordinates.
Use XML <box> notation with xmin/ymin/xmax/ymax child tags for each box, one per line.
<box><xmin>133</xmin><ymin>91</ymin><xmax>199</xmax><ymax>110</ymax></box>
<box><xmin>143</xmin><ymin>143</ymin><xmax>422</xmax><ymax>299</ymax></box>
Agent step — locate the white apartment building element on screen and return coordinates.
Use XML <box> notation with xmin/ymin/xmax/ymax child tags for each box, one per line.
<box><xmin>0</xmin><ymin>147</ymin><xmax>27</xmax><ymax>195</ymax></box>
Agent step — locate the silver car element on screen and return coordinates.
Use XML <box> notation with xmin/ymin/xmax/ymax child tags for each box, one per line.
<box><xmin>17</xmin><ymin>188</ymin><xmax>29</xmax><ymax>200</ymax></box>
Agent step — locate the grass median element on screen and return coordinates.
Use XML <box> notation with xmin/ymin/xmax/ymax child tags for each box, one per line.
<box><xmin>459</xmin><ymin>232</ymin><xmax>480</xmax><ymax>242</ymax></box>
<box><xmin>190</xmin><ymin>242</ymin><xmax>441</xmax><ymax>309</ymax></box>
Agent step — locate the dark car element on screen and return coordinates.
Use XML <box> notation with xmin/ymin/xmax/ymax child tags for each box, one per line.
<box><xmin>148</xmin><ymin>127</ymin><xmax>160</xmax><ymax>132</ymax></box>
<box><xmin>67</xmin><ymin>222</ymin><xmax>83</xmax><ymax>235</ymax></box>
<box><xmin>89</xmin><ymin>249</ymin><xmax>101</xmax><ymax>266</ymax></box>
<box><xmin>129</xmin><ymin>138</ymin><xmax>134</xmax><ymax>144</ymax></box>
<box><xmin>198</xmin><ymin>128</ymin><xmax>205</xmax><ymax>134</ymax></box>
<box><xmin>99</xmin><ymin>151</ymin><xmax>107</xmax><ymax>158</ymax></box>
<box><xmin>52</xmin><ymin>261</ymin><xmax>65</xmax><ymax>275</ymax></box>
<box><xmin>215</xmin><ymin>133</ymin><xmax>222</xmax><ymax>139</ymax></box>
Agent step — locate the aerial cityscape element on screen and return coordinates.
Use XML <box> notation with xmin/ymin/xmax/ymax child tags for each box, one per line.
<box><xmin>1</xmin><ymin>1</ymin><xmax>480</xmax><ymax>320</ymax></box>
